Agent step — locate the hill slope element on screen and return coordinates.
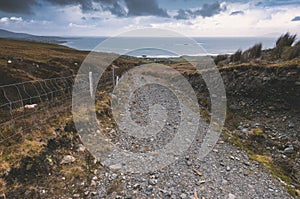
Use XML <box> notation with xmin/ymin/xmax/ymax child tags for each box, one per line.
<box><xmin>0</xmin><ymin>29</ymin><xmax>66</xmax><ymax>44</ymax></box>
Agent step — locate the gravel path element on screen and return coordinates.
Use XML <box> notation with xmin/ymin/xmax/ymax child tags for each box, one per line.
<box><xmin>86</xmin><ymin>78</ymin><xmax>294</xmax><ymax>199</ymax></box>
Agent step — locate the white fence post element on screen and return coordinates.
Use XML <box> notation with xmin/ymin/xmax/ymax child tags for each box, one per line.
<box><xmin>116</xmin><ymin>76</ymin><xmax>119</xmax><ymax>86</ymax></box>
<box><xmin>89</xmin><ymin>71</ymin><xmax>93</xmax><ymax>98</ymax></box>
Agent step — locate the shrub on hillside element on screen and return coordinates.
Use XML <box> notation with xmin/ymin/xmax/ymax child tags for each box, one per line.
<box><xmin>241</xmin><ymin>43</ymin><xmax>262</xmax><ymax>62</ymax></box>
<box><xmin>281</xmin><ymin>41</ymin><xmax>300</xmax><ymax>60</ymax></box>
<box><xmin>273</xmin><ymin>33</ymin><xmax>297</xmax><ymax>58</ymax></box>
<box><xmin>214</xmin><ymin>54</ymin><xmax>228</xmax><ymax>65</ymax></box>
<box><xmin>230</xmin><ymin>49</ymin><xmax>242</xmax><ymax>62</ymax></box>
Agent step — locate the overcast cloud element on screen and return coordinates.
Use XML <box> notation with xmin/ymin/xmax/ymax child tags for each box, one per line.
<box><xmin>0</xmin><ymin>0</ymin><xmax>299</xmax><ymax>36</ymax></box>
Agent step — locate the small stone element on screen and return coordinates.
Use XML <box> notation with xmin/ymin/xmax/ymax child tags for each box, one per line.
<box><xmin>228</xmin><ymin>193</ymin><xmax>236</xmax><ymax>199</ymax></box>
<box><xmin>295</xmin><ymin>189</ymin><xmax>300</xmax><ymax>196</ymax></box>
<box><xmin>92</xmin><ymin>176</ymin><xmax>98</xmax><ymax>180</ymax></box>
<box><xmin>186</xmin><ymin>161</ymin><xmax>192</xmax><ymax>166</ymax></box>
<box><xmin>237</xmin><ymin>125</ymin><xmax>243</xmax><ymax>130</ymax></box>
<box><xmin>84</xmin><ymin>191</ymin><xmax>89</xmax><ymax>196</ymax></box>
<box><xmin>226</xmin><ymin>166</ymin><xmax>231</xmax><ymax>171</ymax></box>
<box><xmin>146</xmin><ymin>185</ymin><xmax>153</xmax><ymax>192</ymax></box>
<box><xmin>109</xmin><ymin>163</ymin><xmax>122</xmax><ymax>170</ymax></box>
<box><xmin>60</xmin><ymin>155</ymin><xmax>76</xmax><ymax>164</ymax></box>
<box><xmin>90</xmin><ymin>180</ymin><xmax>97</xmax><ymax>187</ymax></box>
<box><xmin>284</xmin><ymin>145</ymin><xmax>294</xmax><ymax>154</ymax></box>
<box><xmin>241</xmin><ymin>128</ymin><xmax>248</xmax><ymax>134</ymax></box>
<box><xmin>73</xmin><ymin>194</ymin><xmax>80</xmax><ymax>198</ymax></box>
<box><xmin>76</xmin><ymin>144</ymin><xmax>86</xmax><ymax>152</ymax></box>
<box><xmin>180</xmin><ymin>193</ymin><xmax>187</xmax><ymax>199</ymax></box>
<box><xmin>91</xmin><ymin>192</ymin><xmax>98</xmax><ymax>196</ymax></box>
<box><xmin>212</xmin><ymin>149</ymin><xmax>218</xmax><ymax>153</ymax></box>
<box><xmin>133</xmin><ymin>183</ymin><xmax>140</xmax><ymax>189</ymax></box>
<box><xmin>111</xmin><ymin>173</ymin><xmax>118</xmax><ymax>179</ymax></box>
<box><xmin>288</xmin><ymin>122</ymin><xmax>295</xmax><ymax>128</ymax></box>
<box><xmin>148</xmin><ymin>179</ymin><xmax>157</xmax><ymax>185</ymax></box>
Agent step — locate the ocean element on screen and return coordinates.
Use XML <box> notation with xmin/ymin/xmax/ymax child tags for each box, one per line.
<box><xmin>62</xmin><ymin>36</ymin><xmax>276</xmax><ymax>57</ymax></box>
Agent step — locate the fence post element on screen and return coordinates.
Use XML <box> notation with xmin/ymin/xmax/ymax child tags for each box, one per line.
<box><xmin>89</xmin><ymin>71</ymin><xmax>93</xmax><ymax>98</ymax></box>
<box><xmin>116</xmin><ymin>76</ymin><xmax>119</xmax><ymax>86</ymax></box>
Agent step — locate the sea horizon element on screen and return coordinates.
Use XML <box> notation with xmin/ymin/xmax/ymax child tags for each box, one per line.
<box><xmin>61</xmin><ymin>36</ymin><xmax>277</xmax><ymax>57</ymax></box>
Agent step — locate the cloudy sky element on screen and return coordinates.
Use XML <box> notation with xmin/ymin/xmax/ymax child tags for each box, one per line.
<box><xmin>0</xmin><ymin>0</ymin><xmax>299</xmax><ymax>37</ymax></box>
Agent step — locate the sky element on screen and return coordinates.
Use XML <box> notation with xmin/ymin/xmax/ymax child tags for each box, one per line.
<box><xmin>0</xmin><ymin>0</ymin><xmax>299</xmax><ymax>37</ymax></box>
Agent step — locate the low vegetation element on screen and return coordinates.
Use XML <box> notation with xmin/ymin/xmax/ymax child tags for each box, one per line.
<box><xmin>218</xmin><ymin>33</ymin><xmax>300</xmax><ymax>65</ymax></box>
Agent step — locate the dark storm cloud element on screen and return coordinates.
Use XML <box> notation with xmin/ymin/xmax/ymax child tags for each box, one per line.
<box><xmin>104</xmin><ymin>1</ymin><xmax>126</xmax><ymax>17</ymax></box>
<box><xmin>47</xmin><ymin>0</ymin><xmax>168</xmax><ymax>17</ymax></box>
<box><xmin>174</xmin><ymin>2</ymin><xmax>226</xmax><ymax>19</ymax></box>
<box><xmin>49</xmin><ymin>0</ymin><xmax>93</xmax><ymax>11</ymax></box>
<box><xmin>49</xmin><ymin>0</ymin><xmax>125</xmax><ymax>15</ymax></box>
<box><xmin>195</xmin><ymin>2</ymin><xmax>226</xmax><ymax>17</ymax></box>
<box><xmin>230</xmin><ymin>11</ymin><xmax>244</xmax><ymax>15</ymax></box>
<box><xmin>124</xmin><ymin>0</ymin><xmax>169</xmax><ymax>17</ymax></box>
<box><xmin>292</xmin><ymin>16</ymin><xmax>300</xmax><ymax>21</ymax></box>
<box><xmin>0</xmin><ymin>0</ymin><xmax>38</xmax><ymax>14</ymax></box>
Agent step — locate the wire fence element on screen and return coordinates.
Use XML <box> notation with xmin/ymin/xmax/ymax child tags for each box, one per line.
<box><xmin>0</xmin><ymin>74</ymin><xmax>91</xmax><ymax>144</ymax></box>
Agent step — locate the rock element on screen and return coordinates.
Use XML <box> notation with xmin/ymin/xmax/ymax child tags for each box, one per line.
<box><xmin>90</xmin><ymin>180</ymin><xmax>97</xmax><ymax>187</ymax></box>
<box><xmin>237</xmin><ymin>125</ymin><xmax>243</xmax><ymax>130</ymax></box>
<box><xmin>60</xmin><ymin>155</ymin><xmax>76</xmax><ymax>164</ymax></box>
<box><xmin>226</xmin><ymin>166</ymin><xmax>231</xmax><ymax>171</ymax></box>
<box><xmin>133</xmin><ymin>183</ymin><xmax>140</xmax><ymax>189</ymax></box>
<box><xmin>228</xmin><ymin>193</ymin><xmax>236</xmax><ymax>199</ymax></box>
<box><xmin>76</xmin><ymin>144</ymin><xmax>86</xmax><ymax>152</ymax></box>
<box><xmin>186</xmin><ymin>161</ymin><xmax>192</xmax><ymax>166</ymax></box>
<box><xmin>241</xmin><ymin>128</ymin><xmax>248</xmax><ymax>134</ymax></box>
<box><xmin>73</xmin><ymin>194</ymin><xmax>80</xmax><ymax>198</ymax></box>
<box><xmin>109</xmin><ymin>163</ymin><xmax>122</xmax><ymax>170</ymax></box>
<box><xmin>288</xmin><ymin>122</ymin><xmax>295</xmax><ymax>128</ymax></box>
<box><xmin>283</xmin><ymin>145</ymin><xmax>294</xmax><ymax>154</ymax></box>
<box><xmin>91</xmin><ymin>192</ymin><xmax>98</xmax><ymax>196</ymax></box>
<box><xmin>146</xmin><ymin>185</ymin><xmax>153</xmax><ymax>192</ymax></box>
<box><xmin>149</xmin><ymin>179</ymin><xmax>157</xmax><ymax>185</ymax></box>
<box><xmin>295</xmin><ymin>189</ymin><xmax>300</xmax><ymax>197</ymax></box>
<box><xmin>111</xmin><ymin>173</ymin><xmax>118</xmax><ymax>180</ymax></box>
<box><xmin>180</xmin><ymin>193</ymin><xmax>187</xmax><ymax>199</ymax></box>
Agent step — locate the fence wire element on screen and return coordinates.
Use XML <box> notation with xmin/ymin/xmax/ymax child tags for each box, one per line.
<box><xmin>0</xmin><ymin>74</ymin><xmax>91</xmax><ymax>144</ymax></box>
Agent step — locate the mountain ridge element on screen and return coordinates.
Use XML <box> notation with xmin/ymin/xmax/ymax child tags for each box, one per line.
<box><xmin>0</xmin><ymin>29</ymin><xmax>66</xmax><ymax>44</ymax></box>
